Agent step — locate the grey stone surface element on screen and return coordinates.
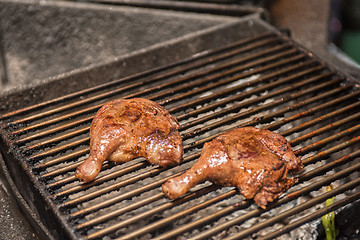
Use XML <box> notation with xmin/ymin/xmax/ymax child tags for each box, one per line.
<box><xmin>0</xmin><ymin>0</ymin><xmax>233</xmax><ymax>91</ymax></box>
<box><xmin>0</xmin><ymin>185</ymin><xmax>38</xmax><ymax>240</ymax></box>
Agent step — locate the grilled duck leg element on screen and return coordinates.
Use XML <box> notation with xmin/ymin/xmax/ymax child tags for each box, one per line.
<box><xmin>162</xmin><ymin>127</ymin><xmax>302</xmax><ymax>209</ymax></box>
<box><xmin>76</xmin><ymin>98</ymin><xmax>183</xmax><ymax>183</ymax></box>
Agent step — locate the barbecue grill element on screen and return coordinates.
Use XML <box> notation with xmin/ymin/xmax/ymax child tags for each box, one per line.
<box><xmin>0</xmin><ymin>1</ymin><xmax>359</xmax><ymax>240</ymax></box>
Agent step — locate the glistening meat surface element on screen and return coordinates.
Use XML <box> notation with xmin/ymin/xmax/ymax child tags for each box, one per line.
<box><xmin>76</xmin><ymin>98</ymin><xmax>183</xmax><ymax>183</ymax></box>
<box><xmin>162</xmin><ymin>127</ymin><xmax>302</xmax><ymax>209</ymax></box>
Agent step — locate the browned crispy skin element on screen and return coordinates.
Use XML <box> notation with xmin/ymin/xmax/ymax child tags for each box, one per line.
<box><xmin>162</xmin><ymin>127</ymin><xmax>302</xmax><ymax>209</ymax></box>
<box><xmin>76</xmin><ymin>98</ymin><xmax>183</xmax><ymax>183</ymax></box>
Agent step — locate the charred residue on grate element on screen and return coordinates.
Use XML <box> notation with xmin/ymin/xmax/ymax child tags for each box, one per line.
<box><xmin>0</xmin><ymin>31</ymin><xmax>359</xmax><ymax>239</ymax></box>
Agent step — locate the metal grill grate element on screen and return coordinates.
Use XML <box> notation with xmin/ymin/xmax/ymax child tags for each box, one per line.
<box><xmin>0</xmin><ymin>31</ymin><xmax>359</xmax><ymax>239</ymax></box>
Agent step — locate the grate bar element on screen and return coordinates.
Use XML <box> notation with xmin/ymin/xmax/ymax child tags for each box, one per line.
<box><xmin>23</xmin><ymin>58</ymin><xmax>320</xmax><ymax>152</ymax></box>
<box><xmin>37</xmin><ymin>149</ymin><xmax>89</xmax><ymax>174</ymax></box>
<box><xmin>26</xmin><ymin>63</ymin><xmax>328</xmax><ymax>167</ymax></box>
<box><xmin>68</xmin><ymin>157</ymin><xmax>202</xmax><ymax>218</ymax></box>
<box><xmin>12</xmin><ymin>104</ymin><xmax>102</xmax><ymax>135</ymax></box>
<box><xmin>10</xmin><ymin>35</ymin><xmax>281</xmax><ymax>128</ymax></box>
<box><xmin>188</xmin><ymin>158</ymin><xmax>360</xmax><ymax>240</ymax></box>
<box><xmin>57</xmin><ymin>152</ymin><xmax>201</xmax><ymax>205</ymax></box>
<box><xmin>154</xmin><ymin>47</ymin><xmax>298</xmax><ymax>105</ymax></box>
<box><xmin>29</xmin><ymin>137</ymin><xmax>90</xmax><ymax>161</ymax></box>
<box><xmin>36</xmin><ymin>149</ymin><xmax>87</xmax><ymax>170</ymax></box>
<box><xmin>86</xmin><ymin>185</ymin><xmax>221</xmax><ymax>240</ymax></box>
<box><xmin>70</xmin><ymin>121</ymin><xmax>359</xmax><ymax>237</ymax></box>
<box><xmin>43</xmin><ymin>79</ymin><xmax>347</xmax><ymax>193</ymax></box>
<box><xmin>172</xmin><ymin>60</ymin><xmax>320</xmax><ymax>121</ymax></box>
<box><xmin>47</xmin><ymin>97</ymin><xmax>345</xmax><ymax>204</ymax></box>
<box><xmin>154</xmin><ymin>153</ymin><xmax>360</xmax><ymax>240</ymax></box>
<box><xmin>50</xmin><ymin>161</ymin><xmax>146</xmax><ymax>189</ymax></box>
<box><xmin>113</xmin><ymin>192</ymin><xmax>238</xmax><ymax>240</ymax></box>
<box><xmin>0</xmin><ymin>32</ymin><xmax>276</xmax><ymax>121</ymax></box>
<box><xmin>19</xmin><ymin>53</ymin><xmax>302</xmax><ymax>145</ymax></box>
<box><xmin>282</xmin><ymin>101</ymin><xmax>360</xmax><ymax>139</ymax></box>
<box><xmin>166</xmin><ymin>52</ymin><xmax>306</xmax><ymax>113</ymax></box>
<box><xmin>290</xmin><ymin>109</ymin><xmax>360</xmax><ymax>145</ymax></box>
<box><xmin>148</xmin><ymin>43</ymin><xmax>289</xmax><ymax>102</ymax></box>
<box><xmin>25</xmin><ymin>61</ymin><xmax>322</xmax><ymax>153</ymax></box>
<box><xmin>298</xmin><ymin>149</ymin><xmax>360</xmax><ymax>183</ymax></box>
<box><xmin>302</xmin><ymin>136</ymin><xmax>360</xmax><ymax>165</ymax></box>
<box><xmin>118</xmin><ymin>152</ymin><xmax>360</xmax><ymax>240</ymax></box>
<box><xmin>76</xmin><ymin>192</ymin><xmax>164</xmax><ymax>229</ymax></box>
<box><xmin>143</xmin><ymin>42</ymin><xmax>291</xmax><ymax>102</ymax></box>
<box><xmin>105</xmin><ymin>110</ymin><xmax>358</xmax><ymax>238</ymax></box>
<box><xmin>258</xmin><ymin>191</ymin><xmax>360</xmax><ymax>240</ymax></box>
<box><xmin>26</xmin><ymin>127</ymin><xmax>90</xmax><ymax>151</ymax></box>
<box><xmin>36</xmin><ymin>86</ymin><xmax>345</xmax><ymax>182</ymax></box>
<box><xmin>265</xmin><ymin>89</ymin><xmax>360</xmax><ymax>131</ymax></box>
<box><xmin>153</xmin><ymin>200</ymin><xmax>252</xmax><ymax>240</ymax></box>
<box><xmin>293</xmin><ymin>123</ymin><xmax>360</xmax><ymax>156</ymax></box>
<box><xmin>70</xmin><ymin>171</ymin><xmax>181</xmax><ymax>218</ymax></box>
<box><xmin>12</xmin><ymin>46</ymin><xmax>298</xmax><ymax>136</ymax></box>
<box><xmin>11</xmin><ymin>80</ymin><xmax>144</xmax><ymax>126</ymax></box>
<box><xmin>17</xmin><ymin>116</ymin><xmax>93</xmax><ymax>145</ymax></box>
<box><xmin>179</xmin><ymin>63</ymin><xmax>325</xmax><ymax>130</ymax></box>
<box><xmin>19</xmin><ymin>50</ymin><xmax>307</xmax><ymax>148</ymax></box>
<box><xmin>123</xmin><ymin>47</ymin><xmax>298</xmax><ymax>106</ymax></box>
<box><xmin>182</xmin><ymin>82</ymin><xmax>348</xmax><ymax>153</ymax></box>
<box><xmin>56</xmin><ymin>163</ymin><xmax>160</xmax><ymax>201</ymax></box>
<box><xmin>243</xmin><ymin>85</ymin><xmax>351</xmax><ymax>130</ymax></box>
<box><xmin>28</xmin><ymin>73</ymin><xmax>352</xmax><ymax>163</ymax></box>
<box><xmin>43</xmin><ymin>78</ymin><xmax>343</xmax><ymax>192</ymax></box>
<box><xmin>181</xmin><ymin>76</ymin><xmax>340</xmax><ymax>139</ymax></box>
<box><xmin>223</xmin><ymin>177</ymin><xmax>360</xmax><ymax>240</ymax></box>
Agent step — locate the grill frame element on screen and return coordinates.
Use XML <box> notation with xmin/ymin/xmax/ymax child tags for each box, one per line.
<box><xmin>0</xmin><ymin>15</ymin><xmax>360</xmax><ymax>240</ymax></box>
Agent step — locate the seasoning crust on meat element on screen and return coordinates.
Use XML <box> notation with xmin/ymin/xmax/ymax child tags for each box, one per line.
<box><xmin>162</xmin><ymin>127</ymin><xmax>302</xmax><ymax>209</ymax></box>
<box><xmin>76</xmin><ymin>98</ymin><xmax>183</xmax><ymax>183</ymax></box>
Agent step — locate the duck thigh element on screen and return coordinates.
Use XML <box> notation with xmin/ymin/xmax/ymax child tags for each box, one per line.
<box><xmin>76</xmin><ymin>98</ymin><xmax>183</xmax><ymax>183</ymax></box>
<box><xmin>162</xmin><ymin>127</ymin><xmax>302</xmax><ymax>209</ymax></box>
